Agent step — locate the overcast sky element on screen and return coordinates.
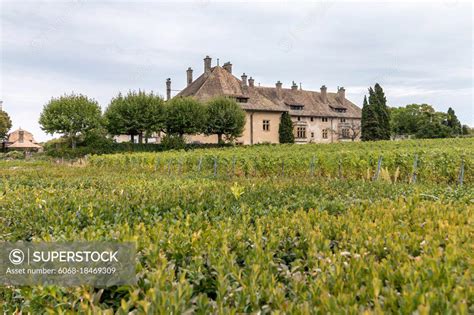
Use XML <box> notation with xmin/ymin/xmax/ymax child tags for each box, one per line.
<box><xmin>1</xmin><ymin>0</ymin><xmax>472</xmax><ymax>141</ymax></box>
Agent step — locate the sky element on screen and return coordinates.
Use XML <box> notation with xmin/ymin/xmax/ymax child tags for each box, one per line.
<box><xmin>1</xmin><ymin>0</ymin><xmax>472</xmax><ymax>141</ymax></box>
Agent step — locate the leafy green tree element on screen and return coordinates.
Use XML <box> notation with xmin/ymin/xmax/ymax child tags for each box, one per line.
<box><xmin>416</xmin><ymin>121</ymin><xmax>452</xmax><ymax>139</ymax></box>
<box><xmin>278</xmin><ymin>112</ymin><xmax>294</xmax><ymax>143</ymax></box>
<box><xmin>462</xmin><ymin>124</ymin><xmax>471</xmax><ymax>135</ymax></box>
<box><xmin>104</xmin><ymin>90</ymin><xmax>165</xmax><ymax>143</ymax></box>
<box><xmin>205</xmin><ymin>97</ymin><xmax>246</xmax><ymax>143</ymax></box>
<box><xmin>446</xmin><ymin>107</ymin><xmax>461</xmax><ymax>136</ymax></box>
<box><xmin>0</xmin><ymin>109</ymin><xmax>12</xmax><ymax>140</ymax></box>
<box><xmin>39</xmin><ymin>93</ymin><xmax>102</xmax><ymax>148</ymax></box>
<box><xmin>373</xmin><ymin>83</ymin><xmax>390</xmax><ymax>140</ymax></box>
<box><xmin>165</xmin><ymin>97</ymin><xmax>206</xmax><ymax>138</ymax></box>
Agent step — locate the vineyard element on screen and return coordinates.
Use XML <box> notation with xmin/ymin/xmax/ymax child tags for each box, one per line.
<box><xmin>0</xmin><ymin>138</ymin><xmax>473</xmax><ymax>313</ymax></box>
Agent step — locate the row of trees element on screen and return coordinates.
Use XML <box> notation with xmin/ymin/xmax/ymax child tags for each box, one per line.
<box><xmin>361</xmin><ymin>83</ymin><xmax>469</xmax><ymax>140</ymax></box>
<box><xmin>39</xmin><ymin>91</ymin><xmax>247</xmax><ymax>148</ymax></box>
<box><xmin>390</xmin><ymin>104</ymin><xmax>468</xmax><ymax>138</ymax></box>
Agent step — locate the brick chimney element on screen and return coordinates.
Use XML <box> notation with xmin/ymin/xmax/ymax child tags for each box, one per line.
<box><xmin>223</xmin><ymin>62</ymin><xmax>232</xmax><ymax>74</ymax></box>
<box><xmin>248</xmin><ymin>77</ymin><xmax>254</xmax><ymax>87</ymax></box>
<box><xmin>19</xmin><ymin>129</ymin><xmax>24</xmax><ymax>143</ymax></box>
<box><xmin>320</xmin><ymin>85</ymin><xmax>327</xmax><ymax>103</ymax></box>
<box><xmin>166</xmin><ymin>78</ymin><xmax>171</xmax><ymax>100</ymax></box>
<box><xmin>241</xmin><ymin>73</ymin><xmax>248</xmax><ymax>87</ymax></box>
<box><xmin>291</xmin><ymin>81</ymin><xmax>298</xmax><ymax>91</ymax></box>
<box><xmin>186</xmin><ymin>67</ymin><xmax>193</xmax><ymax>86</ymax></box>
<box><xmin>337</xmin><ymin>86</ymin><xmax>345</xmax><ymax>105</ymax></box>
<box><xmin>276</xmin><ymin>81</ymin><xmax>282</xmax><ymax>98</ymax></box>
<box><xmin>204</xmin><ymin>55</ymin><xmax>212</xmax><ymax>73</ymax></box>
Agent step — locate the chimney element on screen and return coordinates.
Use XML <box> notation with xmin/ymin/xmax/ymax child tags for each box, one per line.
<box><xmin>0</xmin><ymin>100</ymin><xmax>3</xmax><ymax>111</ymax></box>
<box><xmin>338</xmin><ymin>86</ymin><xmax>345</xmax><ymax>105</ymax></box>
<box><xmin>19</xmin><ymin>129</ymin><xmax>24</xmax><ymax>143</ymax></box>
<box><xmin>276</xmin><ymin>81</ymin><xmax>282</xmax><ymax>98</ymax></box>
<box><xmin>204</xmin><ymin>55</ymin><xmax>212</xmax><ymax>73</ymax></box>
<box><xmin>166</xmin><ymin>78</ymin><xmax>171</xmax><ymax>100</ymax></box>
<box><xmin>291</xmin><ymin>81</ymin><xmax>298</xmax><ymax>91</ymax></box>
<box><xmin>241</xmin><ymin>73</ymin><xmax>248</xmax><ymax>87</ymax></box>
<box><xmin>186</xmin><ymin>67</ymin><xmax>193</xmax><ymax>86</ymax></box>
<box><xmin>223</xmin><ymin>62</ymin><xmax>232</xmax><ymax>74</ymax></box>
<box><xmin>248</xmin><ymin>77</ymin><xmax>255</xmax><ymax>87</ymax></box>
<box><xmin>320</xmin><ymin>85</ymin><xmax>327</xmax><ymax>103</ymax></box>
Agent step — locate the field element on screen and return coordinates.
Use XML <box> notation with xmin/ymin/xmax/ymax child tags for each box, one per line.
<box><xmin>0</xmin><ymin>138</ymin><xmax>473</xmax><ymax>313</ymax></box>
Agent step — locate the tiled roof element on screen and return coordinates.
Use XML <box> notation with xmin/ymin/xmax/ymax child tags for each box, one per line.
<box><xmin>175</xmin><ymin>65</ymin><xmax>361</xmax><ymax>118</ymax></box>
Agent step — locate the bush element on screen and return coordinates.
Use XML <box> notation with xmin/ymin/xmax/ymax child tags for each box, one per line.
<box><xmin>161</xmin><ymin>134</ymin><xmax>186</xmax><ymax>150</ymax></box>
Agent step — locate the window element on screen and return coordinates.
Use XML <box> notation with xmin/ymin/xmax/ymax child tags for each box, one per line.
<box><xmin>342</xmin><ymin>128</ymin><xmax>350</xmax><ymax>138</ymax></box>
<box><xmin>310</xmin><ymin>117</ymin><xmax>314</xmax><ymax>122</ymax></box>
<box><xmin>322</xmin><ymin>117</ymin><xmax>328</xmax><ymax>122</ymax></box>
<box><xmin>311</xmin><ymin>132</ymin><xmax>314</xmax><ymax>138</ymax></box>
<box><xmin>290</xmin><ymin>105</ymin><xmax>303</xmax><ymax>110</ymax></box>
<box><xmin>296</xmin><ymin>127</ymin><xmax>306</xmax><ymax>138</ymax></box>
<box><xmin>263</xmin><ymin>120</ymin><xmax>270</xmax><ymax>131</ymax></box>
<box><xmin>297</xmin><ymin>116</ymin><xmax>301</xmax><ymax>121</ymax></box>
<box><xmin>340</xmin><ymin>118</ymin><xmax>346</xmax><ymax>123</ymax></box>
<box><xmin>236</xmin><ymin>97</ymin><xmax>248</xmax><ymax>103</ymax></box>
<box><xmin>322</xmin><ymin>129</ymin><xmax>328</xmax><ymax>139</ymax></box>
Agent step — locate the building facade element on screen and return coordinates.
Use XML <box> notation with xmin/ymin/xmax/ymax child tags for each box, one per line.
<box><xmin>168</xmin><ymin>56</ymin><xmax>362</xmax><ymax>144</ymax></box>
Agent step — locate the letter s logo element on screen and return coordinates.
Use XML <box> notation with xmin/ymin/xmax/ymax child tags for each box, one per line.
<box><xmin>9</xmin><ymin>249</ymin><xmax>25</xmax><ymax>265</ymax></box>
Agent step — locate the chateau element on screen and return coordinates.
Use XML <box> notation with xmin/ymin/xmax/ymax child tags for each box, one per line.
<box><xmin>167</xmin><ymin>56</ymin><xmax>362</xmax><ymax>144</ymax></box>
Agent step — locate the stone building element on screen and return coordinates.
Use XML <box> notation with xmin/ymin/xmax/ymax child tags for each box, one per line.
<box><xmin>167</xmin><ymin>56</ymin><xmax>362</xmax><ymax>144</ymax></box>
<box><xmin>5</xmin><ymin>128</ymin><xmax>43</xmax><ymax>152</ymax></box>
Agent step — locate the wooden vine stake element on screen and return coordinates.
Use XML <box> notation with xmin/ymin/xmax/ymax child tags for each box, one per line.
<box><xmin>373</xmin><ymin>156</ymin><xmax>383</xmax><ymax>181</ymax></box>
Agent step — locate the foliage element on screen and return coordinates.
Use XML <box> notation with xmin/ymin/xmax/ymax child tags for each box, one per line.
<box><xmin>415</xmin><ymin>120</ymin><xmax>452</xmax><ymax>139</ymax></box>
<box><xmin>205</xmin><ymin>97</ymin><xmax>246</xmax><ymax>143</ymax></box>
<box><xmin>89</xmin><ymin>138</ymin><xmax>473</xmax><ymax>185</ymax></box>
<box><xmin>362</xmin><ymin>85</ymin><xmax>390</xmax><ymax>141</ymax></box>
<box><xmin>446</xmin><ymin>107</ymin><xmax>461</xmax><ymax>135</ymax></box>
<box><xmin>391</xmin><ymin>104</ymin><xmax>465</xmax><ymax>139</ymax></box>
<box><xmin>38</xmin><ymin>93</ymin><xmax>102</xmax><ymax>148</ymax></box>
<box><xmin>104</xmin><ymin>90</ymin><xmax>165</xmax><ymax>143</ymax></box>
<box><xmin>373</xmin><ymin>83</ymin><xmax>391</xmax><ymax>140</ymax></box>
<box><xmin>161</xmin><ymin>134</ymin><xmax>186</xmax><ymax>150</ymax></box>
<box><xmin>165</xmin><ymin>97</ymin><xmax>206</xmax><ymax>137</ymax></box>
<box><xmin>361</xmin><ymin>95</ymin><xmax>378</xmax><ymax>141</ymax></box>
<box><xmin>278</xmin><ymin>112</ymin><xmax>295</xmax><ymax>143</ymax></box>
<box><xmin>0</xmin><ymin>109</ymin><xmax>12</xmax><ymax>140</ymax></box>
<box><xmin>0</xmin><ymin>139</ymin><xmax>472</xmax><ymax>313</ymax></box>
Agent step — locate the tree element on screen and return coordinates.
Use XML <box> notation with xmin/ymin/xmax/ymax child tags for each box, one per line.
<box><xmin>446</xmin><ymin>107</ymin><xmax>461</xmax><ymax>136</ymax></box>
<box><xmin>205</xmin><ymin>97</ymin><xmax>246</xmax><ymax>143</ymax></box>
<box><xmin>165</xmin><ymin>97</ymin><xmax>206</xmax><ymax>138</ymax></box>
<box><xmin>39</xmin><ymin>93</ymin><xmax>102</xmax><ymax>148</ymax></box>
<box><xmin>373</xmin><ymin>83</ymin><xmax>391</xmax><ymax>140</ymax></box>
<box><xmin>416</xmin><ymin>120</ymin><xmax>452</xmax><ymax>139</ymax></box>
<box><xmin>461</xmin><ymin>125</ymin><xmax>471</xmax><ymax>135</ymax></box>
<box><xmin>361</xmin><ymin>95</ymin><xmax>379</xmax><ymax>141</ymax></box>
<box><xmin>0</xmin><ymin>109</ymin><xmax>12</xmax><ymax>140</ymax></box>
<box><xmin>104</xmin><ymin>90</ymin><xmax>165</xmax><ymax>144</ymax></box>
<box><xmin>278</xmin><ymin>112</ymin><xmax>294</xmax><ymax>143</ymax></box>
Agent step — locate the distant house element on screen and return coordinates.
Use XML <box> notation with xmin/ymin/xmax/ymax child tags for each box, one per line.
<box><xmin>5</xmin><ymin>128</ymin><xmax>43</xmax><ymax>152</ymax></box>
<box><xmin>167</xmin><ymin>56</ymin><xmax>362</xmax><ymax>144</ymax></box>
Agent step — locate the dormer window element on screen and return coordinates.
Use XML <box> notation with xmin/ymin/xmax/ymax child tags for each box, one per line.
<box><xmin>330</xmin><ymin>106</ymin><xmax>347</xmax><ymax>113</ymax></box>
<box><xmin>235</xmin><ymin>97</ymin><xmax>248</xmax><ymax>103</ymax></box>
<box><xmin>290</xmin><ymin>105</ymin><xmax>304</xmax><ymax>110</ymax></box>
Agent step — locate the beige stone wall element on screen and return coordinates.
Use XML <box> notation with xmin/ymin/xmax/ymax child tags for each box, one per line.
<box><xmin>238</xmin><ymin>111</ymin><xmax>281</xmax><ymax>145</ymax></box>
<box><xmin>183</xmin><ymin>112</ymin><xmax>360</xmax><ymax>145</ymax></box>
<box><xmin>292</xmin><ymin>116</ymin><xmax>361</xmax><ymax>143</ymax></box>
